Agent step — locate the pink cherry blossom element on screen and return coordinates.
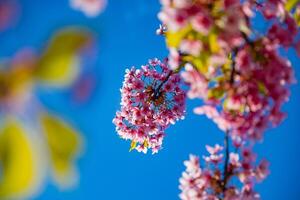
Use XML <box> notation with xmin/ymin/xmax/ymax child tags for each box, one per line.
<box><xmin>156</xmin><ymin>0</ymin><xmax>298</xmax><ymax>198</ymax></box>
<box><xmin>194</xmin><ymin>105</ymin><xmax>231</xmax><ymax>132</ymax></box>
<box><xmin>115</xmin><ymin>0</ymin><xmax>299</xmax><ymax>198</ymax></box>
<box><xmin>229</xmin><ymin>153</ymin><xmax>240</xmax><ymax>168</ymax></box>
<box><xmin>203</xmin><ymin>144</ymin><xmax>224</xmax><ymax>164</ymax></box>
<box><xmin>181</xmin><ymin>64</ymin><xmax>208</xmax><ymax>99</ymax></box>
<box><xmin>254</xmin><ymin>159</ymin><xmax>270</xmax><ymax>182</ymax></box>
<box><xmin>179</xmin><ymin>146</ymin><xmax>270</xmax><ymax>200</ymax></box>
<box><xmin>168</xmin><ymin>48</ymin><xmax>181</xmax><ymax>70</ymax></box>
<box><xmin>113</xmin><ymin>59</ymin><xmax>186</xmax><ymax>154</ymax></box>
<box><xmin>179</xmin><ymin>155</ymin><xmax>209</xmax><ymax>200</ymax></box>
<box><xmin>156</xmin><ymin>24</ymin><xmax>167</xmax><ymax>35</ymax></box>
<box><xmin>179</xmin><ymin>39</ymin><xmax>202</xmax><ymax>56</ymax></box>
<box><xmin>206</xmin><ymin>144</ymin><xmax>223</xmax><ymax>155</ymax></box>
<box><xmin>191</xmin><ymin>13</ymin><xmax>213</xmax><ymax>35</ymax></box>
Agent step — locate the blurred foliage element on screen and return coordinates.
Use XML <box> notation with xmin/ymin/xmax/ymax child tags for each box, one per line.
<box><xmin>0</xmin><ymin>0</ymin><xmax>19</xmax><ymax>32</ymax></box>
<box><xmin>41</xmin><ymin>113</ymin><xmax>83</xmax><ymax>187</ymax></box>
<box><xmin>285</xmin><ymin>0</ymin><xmax>300</xmax><ymax>27</ymax></box>
<box><xmin>35</xmin><ymin>28</ymin><xmax>92</xmax><ymax>87</ymax></box>
<box><xmin>0</xmin><ymin>121</ymin><xmax>37</xmax><ymax>199</ymax></box>
<box><xmin>0</xmin><ymin>26</ymin><xmax>94</xmax><ymax>199</ymax></box>
<box><xmin>285</xmin><ymin>0</ymin><xmax>299</xmax><ymax>11</ymax></box>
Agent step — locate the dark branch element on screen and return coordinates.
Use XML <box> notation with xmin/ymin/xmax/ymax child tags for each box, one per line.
<box><xmin>154</xmin><ymin>71</ymin><xmax>173</xmax><ymax>99</ymax></box>
<box><xmin>222</xmin><ymin>131</ymin><xmax>230</xmax><ymax>193</ymax></box>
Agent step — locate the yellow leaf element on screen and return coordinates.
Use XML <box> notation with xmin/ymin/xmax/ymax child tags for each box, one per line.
<box><xmin>0</xmin><ymin>121</ymin><xmax>38</xmax><ymax>199</ymax></box>
<box><xmin>0</xmin><ymin>60</ymin><xmax>34</xmax><ymax>101</ymax></box>
<box><xmin>40</xmin><ymin>113</ymin><xmax>83</xmax><ymax>188</ymax></box>
<box><xmin>207</xmin><ymin>87</ymin><xmax>225</xmax><ymax>100</ymax></box>
<box><xmin>258</xmin><ymin>81</ymin><xmax>268</xmax><ymax>95</ymax></box>
<box><xmin>36</xmin><ymin>54</ymin><xmax>80</xmax><ymax>87</ymax></box>
<box><xmin>190</xmin><ymin>54</ymin><xmax>209</xmax><ymax>74</ymax></box>
<box><xmin>142</xmin><ymin>140</ymin><xmax>148</xmax><ymax>148</ymax></box>
<box><xmin>129</xmin><ymin>141</ymin><xmax>137</xmax><ymax>152</ymax></box>
<box><xmin>295</xmin><ymin>9</ymin><xmax>300</xmax><ymax>26</ymax></box>
<box><xmin>285</xmin><ymin>0</ymin><xmax>299</xmax><ymax>11</ymax></box>
<box><xmin>208</xmin><ymin>33</ymin><xmax>220</xmax><ymax>53</ymax></box>
<box><xmin>34</xmin><ymin>27</ymin><xmax>93</xmax><ymax>87</ymax></box>
<box><xmin>166</xmin><ymin>25</ymin><xmax>192</xmax><ymax>48</ymax></box>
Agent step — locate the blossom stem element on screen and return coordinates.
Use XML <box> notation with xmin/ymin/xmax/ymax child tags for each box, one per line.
<box><xmin>230</xmin><ymin>59</ymin><xmax>236</xmax><ymax>85</ymax></box>
<box><xmin>154</xmin><ymin>71</ymin><xmax>173</xmax><ymax>99</ymax></box>
<box><xmin>153</xmin><ymin>64</ymin><xmax>184</xmax><ymax>99</ymax></box>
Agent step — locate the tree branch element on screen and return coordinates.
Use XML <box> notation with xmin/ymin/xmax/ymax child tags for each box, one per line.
<box><xmin>222</xmin><ymin>130</ymin><xmax>230</xmax><ymax>193</ymax></box>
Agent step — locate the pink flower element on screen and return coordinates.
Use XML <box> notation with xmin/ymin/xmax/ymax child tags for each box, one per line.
<box><xmin>156</xmin><ymin>24</ymin><xmax>167</xmax><ymax>35</ymax></box>
<box><xmin>179</xmin><ymin>39</ymin><xmax>202</xmax><ymax>56</ymax></box>
<box><xmin>223</xmin><ymin>8</ymin><xmax>245</xmax><ymax>34</ymax></box>
<box><xmin>194</xmin><ymin>105</ymin><xmax>218</xmax><ymax>119</ymax></box>
<box><xmin>179</xmin><ymin>148</ymin><xmax>267</xmax><ymax>200</ymax></box>
<box><xmin>240</xmin><ymin>184</ymin><xmax>260</xmax><ymax>200</ymax></box>
<box><xmin>229</xmin><ymin>153</ymin><xmax>240</xmax><ymax>167</ymax></box>
<box><xmin>113</xmin><ymin>59</ymin><xmax>186</xmax><ymax>154</ymax></box>
<box><xmin>261</xmin><ymin>0</ymin><xmax>285</xmax><ymax>20</ymax></box>
<box><xmin>179</xmin><ymin>155</ymin><xmax>209</xmax><ymax>200</ymax></box>
<box><xmin>158</xmin><ymin>6</ymin><xmax>188</xmax><ymax>31</ymax></box>
<box><xmin>242</xmin><ymin>1</ymin><xmax>255</xmax><ymax>17</ymax></box>
<box><xmin>168</xmin><ymin>48</ymin><xmax>181</xmax><ymax>70</ymax></box>
<box><xmin>155</xmin><ymin>0</ymin><xmax>298</xmax><ymax>198</ymax></box>
<box><xmin>203</xmin><ymin>144</ymin><xmax>224</xmax><ymax>164</ymax></box>
<box><xmin>191</xmin><ymin>13</ymin><xmax>213</xmax><ymax>35</ymax></box>
<box><xmin>206</xmin><ymin>144</ymin><xmax>223</xmax><ymax>155</ymax></box>
<box><xmin>235</xmin><ymin>47</ymin><xmax>254</xmax><ymax>73</ymax></box>
<box><xmin>267</xmin><ymin>24</ymin><xmax>293</xmax><ymax>47</ymax></box>
<box><xmin>70</xmin><ymin>0</ymin><xmax>106</xmax><ymax>17</ymax></box>
<box><xmin>224</xmin><ymin>0</ymin><xmax>240</xmax><ymax>9</ymax></box>
<box><xmin>172</xmin><ymin>0</ymin><xmax>193</xmax><ymax>9</ymax></box>
<box><xmin>255</xmin><ymin>159</ymin><xmax>269</xmax><ymax>181</ymax></box>
<box><xmin>194</xmin><ymin>105</ymin><xmax>231</xmax><ymax>131</ymax></box>
<box><xmin>181</xmin><ymin>64</ymin><xmax>208</xmax><ymax>99</ymax></box>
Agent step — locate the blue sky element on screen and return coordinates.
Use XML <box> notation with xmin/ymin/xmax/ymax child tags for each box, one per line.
<box><xmin>0</xmin><ymin>0</ymin><xmax>299</xmax><ymax>199</ymax></box>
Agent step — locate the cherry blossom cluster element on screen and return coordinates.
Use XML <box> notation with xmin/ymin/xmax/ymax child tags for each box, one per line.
<box><xmin>156</xmin><ymin>0</ymin><xmax>298</xmax><ymax>199</ymax></box>
<box><xmin>186</xmin><ymin>42</ymin><xmax>294</xmax><ymax>145</ymax></box>
<box><xmin>159</xmin><ymin>0</ymin><xmax>298</xmax><ymax>143</ymax></box>
<box><xmin>113</xmin><ymin>59</ymin><xmax>186</xmax><ymax>154</ymax></box>
<box><xmin>113</xmin><ymin>0</ymin><xmax>298</xmax><ymax>198</ymax></box>
<box><xmin>159</xmin><ymin>0</ymin><xmax>252</xmax><ymax>69</ymax></box>
<box><xmin>179</xmin><ymin>146</ymin><xmax>269</xmax><ymax>200</ymax></box>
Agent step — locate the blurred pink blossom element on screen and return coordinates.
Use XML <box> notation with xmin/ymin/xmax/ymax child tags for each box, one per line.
<box><xmin>70</xmin><ymin>0</ymin><xmax>106</xmax><ymax>17</ymax></box>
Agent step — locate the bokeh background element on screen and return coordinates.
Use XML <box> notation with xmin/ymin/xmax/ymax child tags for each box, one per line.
<box><xmin>0</xmin><ymin>0</ymin><xmax>299</xmax><ymax>199</ymax></box>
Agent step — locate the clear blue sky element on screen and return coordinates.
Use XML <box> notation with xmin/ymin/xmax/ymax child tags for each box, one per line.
<box><xmin>0</xmin><ymin>0</ymin><xmax>299</xmax><ymax>199</ymax></box>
